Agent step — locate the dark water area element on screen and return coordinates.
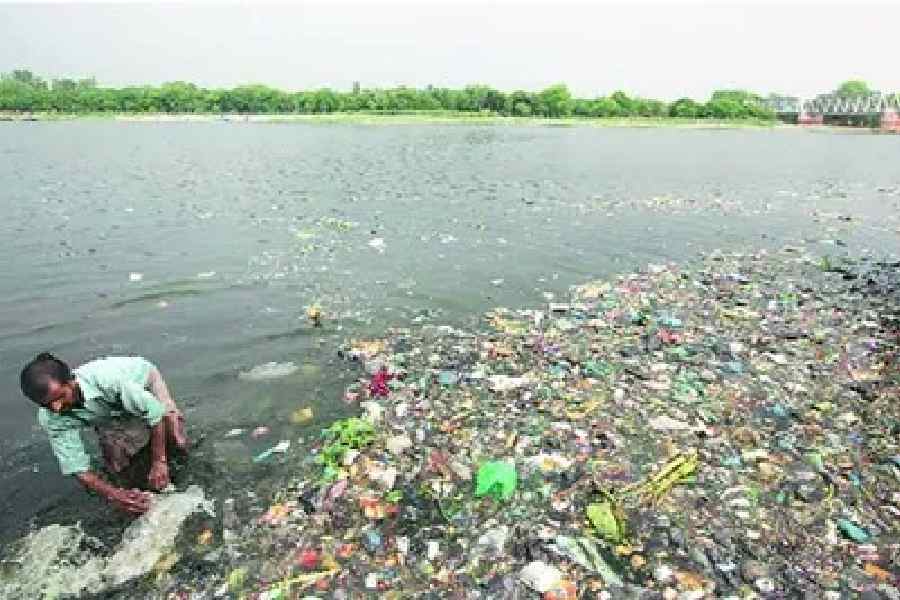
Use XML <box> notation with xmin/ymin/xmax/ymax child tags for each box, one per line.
<box><xmin>0</xmin><ymin>121</ymin><xmax>898</xmax><ymax>545</ymax></box>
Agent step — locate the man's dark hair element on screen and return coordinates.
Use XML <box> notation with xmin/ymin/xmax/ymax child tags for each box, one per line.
<box><xmin>20</xmin><ymin>352</ymin><xmax>73</xmax><ymax>403</ymax></box>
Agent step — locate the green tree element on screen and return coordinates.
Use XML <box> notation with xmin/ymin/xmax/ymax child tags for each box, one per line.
<box><xmin>669</xmin><ymin>98</ymin><xmax>702</xmax><ymax>118</ymax></box>
<box><xmin>512</xmin><ymin>101</ymin><xmax>532</xmax><ymax>116</ymax></box>
<box><xmin>0</xmin><ymin>69</ymin><xmax>778</xmax><ymax>121</ymax></box>
<box><xmin>455</xmin><ymin>85</ymin><xmax>495</xmax><ymax>112</ymax></box>
<box><xmin>591</xmin><ymin>97</ymin><xmax>621</xmax><ymax>117</ymax></box>
<box><xmin>0</xmin><ymin>78</ymin><xmax>38</xmax><ymax>110</ymax></box>
<box><xmin>483</xmin><ymin>88</ymin><xmax>506</xmax><ymax>113</ymax></box>
<box><xmin>572</xmin><ymin>98</ymin><xmax>594</xmax><ymax>117</ymax></box>
<box><xmin>634</xmin><ymin>98</ymin><xmax>667</xmax><ymax>117</ymax></box>
<box><xmin>537</xmin><ymin>84</ymin><xmax>573</xmax><ymax>117</ymax></box>
<box><xmin>311</xmin><ymin>88</ymin><xmax>340</xmax><ymax>112</ymax></box>
<box><xmin>158</xmin><ymin>82</ymin><xmax>202</xmax><ymax>112</ymax></box>
<box><xmin>836</xmin><ymin>80</ymin><xmax>871</xmax><ymax>97</ymax></box>
<box><xmin>706</xmin><ymin>89</ymin><xmax>770</xmax><ymax>119</ymax></box>
<box><xmin>610</xmin><ymin>91</ymin><xmax>636</xmax><ymax>116</ymax></box>
<box><xmin>705</xmin><ymin>97</ymin><xmax>743</xmax><ymax>119</ymax></box>
<box><xmin>504</xmin><ymin>91</ymin><xmax>534</xmax><ymax>117</ymax></box>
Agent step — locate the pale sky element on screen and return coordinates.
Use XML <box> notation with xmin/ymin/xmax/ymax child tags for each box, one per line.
<box><xmin>0</xmin><ymin>1</ymin><xmax>897</xmax><ymax>100</ymax></box>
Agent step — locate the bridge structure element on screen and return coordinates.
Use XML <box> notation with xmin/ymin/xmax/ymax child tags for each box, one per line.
<box><xmin>764</xmin><ymin>93</ymin><xmax>900</xmax><ymax>131</ymax></box>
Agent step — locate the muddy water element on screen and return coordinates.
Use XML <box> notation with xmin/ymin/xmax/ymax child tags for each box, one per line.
<box><xmin>0</xmin><ymin>121</ymin><xmax>898</xmax><ymax>543</ymax></box>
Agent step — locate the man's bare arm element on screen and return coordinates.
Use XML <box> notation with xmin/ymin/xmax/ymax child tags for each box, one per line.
<box><xmin>75</xmin><ymin>471</ymin><xmax>151</xmax><ymax>515</ymax></box>
<box><xmin>147</xmin><ymin>419</ymin><xmax>170</xmax><ymax>490</ymax></box>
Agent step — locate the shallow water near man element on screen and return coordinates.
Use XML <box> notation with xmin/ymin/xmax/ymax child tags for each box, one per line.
<box><xmin>19</xmin><ymin>353</ymin><xmax>189</xmax><ymax>515</ymax></box>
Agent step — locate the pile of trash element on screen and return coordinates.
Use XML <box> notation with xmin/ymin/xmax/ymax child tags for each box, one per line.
<box><xmin>166</xmin><ymin>246</ymin><xmax>895</xmax><ymax>600</ymax></box>
<box><xmin>28</xmin><ymin>246</ymin><xmax>897</xmax><ymax>599</ymax></box>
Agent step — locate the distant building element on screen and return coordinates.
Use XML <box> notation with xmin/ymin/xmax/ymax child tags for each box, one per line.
<box><xmin>761</xmin><ymin>95</ymin><xmax>800</xmax><ymax>114</ymax></box>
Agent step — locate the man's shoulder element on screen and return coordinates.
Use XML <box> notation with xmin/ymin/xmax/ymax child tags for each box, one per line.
<box><xmin>78</xmin><ymin>355</ymin><xmax>150</xmax><ymax>370</ymax></box>
<box><xmin>76</xmin><ymin>356</ymin><xmax>152</xmax><ymax>382</ymax></box>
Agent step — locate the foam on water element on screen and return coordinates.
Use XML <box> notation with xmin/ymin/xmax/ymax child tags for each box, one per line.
<box><xmin>238</xmin><ymin>361</ymin><xmax>299</xmax><ymax>381</ymax></box>
<box><xmin>0</xmin><ymin>485</ymin><xmax>210</xmax><ymax>598</ymax></box>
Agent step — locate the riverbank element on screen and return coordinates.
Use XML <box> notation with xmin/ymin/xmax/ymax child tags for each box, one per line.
<box><xmin>10</xmin><ymin>111</ymin><xmax>892</xmax><ymax>132</ymax></box>
<box><xmin>0</xmin><ymin>110</ymin><xmax>777</xmax><ymax>128</ymax></box>
<box><xmin>80</xmin><ymin>245</ymin><xmax>896</xmax><ymax>598</ymax></box>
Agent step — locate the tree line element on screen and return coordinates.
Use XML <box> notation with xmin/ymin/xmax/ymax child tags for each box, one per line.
<box><xmin>0</xmin><ymin>69</ymin><xmax>776</xmax><ymax>120</ymax></box>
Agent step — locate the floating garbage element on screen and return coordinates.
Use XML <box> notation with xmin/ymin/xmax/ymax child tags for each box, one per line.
<box><xmin>306</xmin><ymin>304</ymin><xmax>323</xmax><ymax>326</ymax></box>
<box><xmin>475</xmin><ymin>461</ymin><xmax>518</xmax><ymax>501</ymax></box>
<box><xmin>519</xmin><ymin>560</ymin><xmax>562</xmax><ymax>593</ymax></box>
<box><xmin>251</xmin><ymin>425</ymin><xmax>271</xmax><ymax>438</ymax></box>
<box><xmin>43</xmin><ymin>247</ymin><xmax>899</xmax><ymax>598</ymax></box>
<box><xmin>290</xmin><ymin>406</ymin><xmax>314</xmax><ymax>424</ymax></box>
<box><xmin>253</xmin><ymin>440</ymin><xmax>291</xmax><ymax>463</ymax></box>
<box><xmin>648</xmin><ymin>415</ymin><xmax>691</xmax><ymax>431</ymax></box>
<box><xmin>586</xmin><ymin>501</ymin><xmax>624</xmax><ymax>543</ymax></box>
<box><xmin>550</xmin><ymin>535</ymin><xmax>624</xmax><ymax>586</ymax></box>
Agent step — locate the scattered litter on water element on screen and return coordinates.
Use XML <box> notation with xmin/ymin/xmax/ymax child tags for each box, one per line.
<box><xmin>253</xmin><ymin>440</ymin><xmax>291</xmax><ymax>463</ymax></box>
<box><xmin>251</xmin><ymin>425</ymin><xmax>271</xmax><ymax>438</ymax></box>
<box><xmin>12</xmin><ymin>245</ymin><xmax>899</xmax><ymax>599</ymax></box>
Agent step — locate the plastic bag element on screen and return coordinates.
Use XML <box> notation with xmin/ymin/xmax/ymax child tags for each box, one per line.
<box><xmin>475</xmin><ymin>461</ymin><xmax>517</xmax><ymax>500</ymax></box>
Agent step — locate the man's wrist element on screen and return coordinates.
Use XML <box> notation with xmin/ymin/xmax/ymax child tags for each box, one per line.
<box><xmin>150</xmin><ymin>419</ymin><xmax>168</xmax><ymax>462</ymax></box>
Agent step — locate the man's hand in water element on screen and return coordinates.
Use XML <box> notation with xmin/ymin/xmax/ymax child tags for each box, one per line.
<box><xmin>76</xmin><ymin>471</ymin><xmax>153</xmax><ymax>516</ymax></box>
<box><xmin>110</xmin><ymin>488</ymin><xmax>153</xmax><ymax>515</ymax></box>
<box><xmin>147</xmin><ymin>459</ymin><xmax>170</xmax><ymax>491</ymax></box>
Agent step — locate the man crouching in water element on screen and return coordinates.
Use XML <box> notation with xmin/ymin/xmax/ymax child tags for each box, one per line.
<box><xmin>20</xmin><ymin>353</ymin><xmax>189</xmax><ymax>515</ymax></box>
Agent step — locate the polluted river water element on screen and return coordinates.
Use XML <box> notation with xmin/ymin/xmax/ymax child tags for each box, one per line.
<box><xmin>0</xmin><ymin>121</ymin><xmax>898</xmax><ymax>597</ymax></box>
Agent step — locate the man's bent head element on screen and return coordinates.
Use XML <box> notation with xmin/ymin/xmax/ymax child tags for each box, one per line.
<box><xmin>20</xmin><ymin>352</ymin><xmax>78</xmax><ymax>413</ymax></box>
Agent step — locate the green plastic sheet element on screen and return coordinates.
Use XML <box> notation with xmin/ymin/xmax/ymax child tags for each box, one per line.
<box><xmin>586</xmin><ymin>501</ymin><xmax>623</xmax><ymax>543</ymax></box>
<box><xmin>475</xmin><ymin>461</ymin><xmax>517</xmax><ymax>500</ymax></box>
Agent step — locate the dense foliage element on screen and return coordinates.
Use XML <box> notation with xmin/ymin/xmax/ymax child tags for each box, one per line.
<box><xmin>0</xmin><ymin>69</ymin><xmax>776</xmax><ymax>120</ymax></box>
<box><xmin>835</xmin><ymin>80</ymin><xmax>871</xmax><ymax>98</ymax></box>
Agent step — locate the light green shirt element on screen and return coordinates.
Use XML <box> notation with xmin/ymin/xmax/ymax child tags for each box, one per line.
<box><xmin>38</xmin><ymin>356</ymin><xmax>164</xmax><ymax>475</ymax></box>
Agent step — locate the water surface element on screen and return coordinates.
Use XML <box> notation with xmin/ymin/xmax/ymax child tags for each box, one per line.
<box><xmin>1</xmin><ymin>121</ymin><xmax>898</xmax><ymax>543</ymax></box>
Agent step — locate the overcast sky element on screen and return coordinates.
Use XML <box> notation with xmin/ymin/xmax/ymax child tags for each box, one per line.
<box><xmin>1</xmin><ymin>1</ymin><xmax>897</xmax><ymax>100</ymax></box>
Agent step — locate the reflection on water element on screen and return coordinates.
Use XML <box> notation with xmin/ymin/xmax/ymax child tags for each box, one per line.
<box><xmin>0</xmin><ymin>122</ymin><xmax>898</xmax><ymax>545</ymax></box>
